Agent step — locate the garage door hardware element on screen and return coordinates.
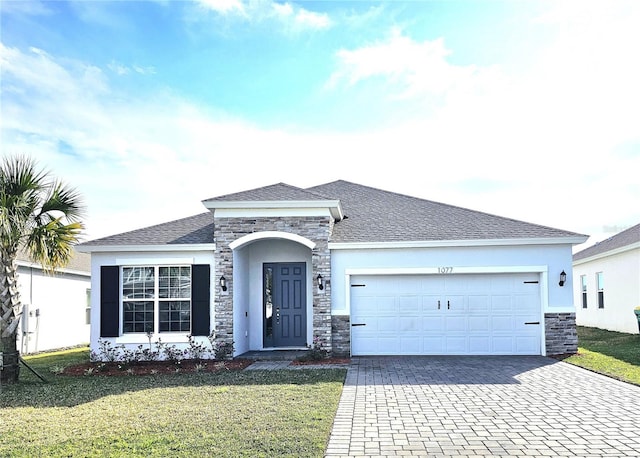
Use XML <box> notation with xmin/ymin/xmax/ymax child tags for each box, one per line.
<box><xmin>437</xmin><ymin>300</ymin><xmax>451</xmax><ymax>309</ymax></box>
<box><xmin>524</xmin><ymin>322</ymin><xmax>540</xmax><ymax>325</ymax></box>
<box><xmin>524</xmin><ymin>281</ymin><xmax>539</xmax><ymax>284</ymax></box>
<box><xmin>350</xmin><ymin>284</ymin><xmax>366</xmax><ymax>287</ymax></box>
<box><xmin>351</xmin><ymin>323</ymin><xmax>366</xmax><ymax>327</ymax></box>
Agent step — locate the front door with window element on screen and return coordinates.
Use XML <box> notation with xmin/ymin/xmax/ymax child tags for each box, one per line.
<box><xmin>263</xmin><ymin>263</ymin><xmax>307</xmax><ymax>348</ymax></box>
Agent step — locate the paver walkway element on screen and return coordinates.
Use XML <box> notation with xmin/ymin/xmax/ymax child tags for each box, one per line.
<box><xmin>325</xmin><ymin>356</ymin><xmax>640</xmax><ymax>457</ymax></box>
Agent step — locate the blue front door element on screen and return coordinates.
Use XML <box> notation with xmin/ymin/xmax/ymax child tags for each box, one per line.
<box><xmin>263</xmin><ymin>263</ymin><xmax>307</xmax><ymax>348</ymax></box>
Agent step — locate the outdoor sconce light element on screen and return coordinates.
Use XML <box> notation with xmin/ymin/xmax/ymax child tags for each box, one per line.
<box><xmin>220</xmin><ymin>275</ymin><xmax>227</xmax><ymax>292</ymax></box>
<box><xmin>559</xmin><ymin>270</ymin><xmax>567</xmax><ymax>287</ymax></box>
<box><xmin>317</xmin><ymin>274</ymin><xmax>324</xmax><ymax>291</ymax></box>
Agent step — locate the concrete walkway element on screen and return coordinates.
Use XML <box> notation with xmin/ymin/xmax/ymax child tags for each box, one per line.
<box><xmin>325</xmin><ymin>356</ymin><xmax>640</xmax><ymax>457</ymax></box>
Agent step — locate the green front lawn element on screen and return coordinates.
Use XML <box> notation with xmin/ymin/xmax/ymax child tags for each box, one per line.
<box><xmin>1</xmin><ymin>349</ymin><xmax>346</xmax><ymax>457</ymax></box>
<box><xmin>562</xmin><ymin>326</ymin><xmax>640</xmax><ymax>386</ymax></box>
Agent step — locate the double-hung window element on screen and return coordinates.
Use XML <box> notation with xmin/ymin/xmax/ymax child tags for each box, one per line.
<box><xmin>122</xmin><ymin>266</ymin><xmax>192</xmax><ymax>333</ymax></box>
<box><xmin>596</xmin><ymin>272</ymin><xmax>604</xmax><ymax>309</ymax></box>
<box><xmin>581</xmin><ymin>275</ymin><xmax>587</xmax><ymax>308</ymax></box>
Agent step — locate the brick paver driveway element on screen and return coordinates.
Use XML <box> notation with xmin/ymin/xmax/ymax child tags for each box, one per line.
<box><xmin>325</xmin><ymin>356</ymin><xmax>640</xmax><ymax>457</ymax></box>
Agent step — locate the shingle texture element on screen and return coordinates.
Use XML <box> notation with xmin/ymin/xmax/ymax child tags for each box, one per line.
<box><xmin>203</xmin><ymin>182</ymin><xmax>331</xmax><ymax>202</ymax></box>
<box><xmin>573</xmin><ymin>223</ymin><xmax>640</xmax><ymax>261</ymax></box>
<box><xmin>81</xmin><ymin>180</ymin><xmax>585</xmax><ymax>247</ymax></box>
<box><xmin>81</xmin><ymin>213</ymin><xmax>214</xmax><ymax>246</ymax></box>
<box><xmin>309</xmin><ymin>180</ymin><xmax>584</xmax><ymax>243</ymax></box>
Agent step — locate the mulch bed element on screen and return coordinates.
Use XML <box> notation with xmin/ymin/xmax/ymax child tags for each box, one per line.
<box><xmin>62</xmin><ymin>359</ymin><xmax>253</xmax><ymax>376</ymax></box>
<box><xmin>290</xmin><ymin>358</ymin><xmax>351</xmax><ymax>366</ymax></box>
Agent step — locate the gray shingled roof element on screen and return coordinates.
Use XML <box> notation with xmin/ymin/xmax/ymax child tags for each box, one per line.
<box><xmin>573</xmin><ymin>223</ymin><xmax>640</xmax><ymax>261</ymax></box>
<box><xmin>80</xmin><ymin>213</ymin><xmax>214</xmax><ymax>246</ymax></box>
<box><xmin>203</xmin><ymin>182</ymin><xmax>331</xmax><ymax>202</ymax></box>
<box><xmin>80</xmin><ymin>180</ymin><xmax>585</xmax><ymax>248</ymax></box>
<box><xmin>17</xmin><ymin>248</ymin><xmax>91</xmax><ymax>273</ymax></box>
<box><xmin>310</xmin><ymin>180</ymin><xmax>585</xmax><ymax>243</ymax></box>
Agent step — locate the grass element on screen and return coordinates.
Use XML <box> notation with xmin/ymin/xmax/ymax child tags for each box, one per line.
<box><xmin>562</xmin><ymin>326</ymin><xmax>640</xmax><ymax>386</ymax></box>
<box><xmin>0</xmin><ymin>348</ymin><xmax>346</xmax><ymax>457</ymax></box>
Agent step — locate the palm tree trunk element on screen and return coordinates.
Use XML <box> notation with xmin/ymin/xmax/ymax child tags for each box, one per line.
<box><xmin>1</xmin><ymin>254</ymin><xmax>21</xmax><ymax>384</ymax></box>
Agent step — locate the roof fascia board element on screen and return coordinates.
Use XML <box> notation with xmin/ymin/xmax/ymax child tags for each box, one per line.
<box><xmin>329</xmin><ymin>236</ymin><xmax>589</xmax><ymax>250</ymax></box>
<box><xmin>204</xmin><ymin>200</ymin><xmax>343</xmax><ymax>220</ymax></box>
<box><xmin>76</xmin><ymin>244</ymin><xmax>216</xmax><ymax>253</ymax></box>
<box><xmin>213</xmin><ymin>207</ymin><xmax>334</xmax><ymax>219</ymax></box>
<box><xmin>573</xmin><ymin>241</ymin><xmax>640</xmax><ymax>266</ymax></box>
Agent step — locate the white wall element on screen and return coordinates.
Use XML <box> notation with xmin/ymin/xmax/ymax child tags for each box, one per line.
<box><xmin>88</xmin><ymin>250</ymin><xmax>215</xmax><ymax>356</ymax></box>
<box><xmin>330</xmin><ymin>244</ymin><xmax>576</xmax><ymax>314</ymax></box>
<box><xmin>17</xmin><ymin>266</ymin><xmax>91</xmax><ymax>354</ymax></box>
<box><xmin>574</xmin><ymin>247</ymin><xmax>640</xmax><ymax>334</ymax></box>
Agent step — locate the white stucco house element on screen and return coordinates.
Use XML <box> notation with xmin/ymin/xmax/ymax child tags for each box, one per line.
<box><xmin>78</xmin><ymin>180</ymin><xmax>588</xmax><ymax>358</ymax></box>
<box><xmin>16</xmin><ymin>249</ymin><xmax>91</xmax><ymax>354</ymax></box>
<box><xmin>573</xmin><ymin>223</ymin><xmax>640</xmax><ymax>334</ymax></box>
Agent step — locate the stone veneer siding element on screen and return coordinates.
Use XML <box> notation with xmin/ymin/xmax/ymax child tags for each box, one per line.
<box><xmin>331</xmin><ymin>315</ymin><xmax>351</xmax><ymax>357</ymax></box>
<box><xmin>213</xmin><ymin>216</ymin><xmax>334</xmax><ymax>354</ymax></box>
<box><xmin>545</xmin><ymin>312</ymin><xmax>578</xmax><ymax>355</ymax></box>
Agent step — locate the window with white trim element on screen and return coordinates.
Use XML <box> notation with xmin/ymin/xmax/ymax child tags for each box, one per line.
<box><xmin>581</xmin><ymin>275</ymin><xmax>587</xmax><ymax>308</ymax></box>
<box><xmin>596</xmin><ymin>272</ymin><xmax>604</xmax><ymax>309</ymax></box>
<box><xmin>122</xmin><ymin>266</ymin><xmax>191</xmax><ymax>333</ymax></box>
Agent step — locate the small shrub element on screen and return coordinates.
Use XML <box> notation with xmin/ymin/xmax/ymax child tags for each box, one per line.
<box><xmin>50</xmin><ymin>365</ymin><xmax>65</xmax><ymax>375</ymax></box>
<box><xmin>186</xmin><ymin>334</ymin><xmax>209</xmax><ymax>360</ymax></box>
<box><xmin>213</xmin><ymin>341</ymin><xmax>234</xmax><ymax>360</ymax></box>
<box><xmin>84</xmin><ymin>367</ymin><xmax>95</xmax><ymax>376</ymax></box>
<box><xmin>297</xmin><ymin>336</ymin><xmax>328</xmax><ymax>362</ymax></box>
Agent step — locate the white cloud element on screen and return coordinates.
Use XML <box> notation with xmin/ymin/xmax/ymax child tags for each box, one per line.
<box><xmin>196</xmin><ymin>0</ymin><xmax>246</xmax><ymax>15</ymax></box>
<box><xmin>326</xmin><ymin>28</ymin><xmax>500</xmax><ymax>100</ymax></box>
<box><xmin>108</xmin><ymin>60</ymin><xmax>156</xmax><ymax>76</ymax></box>
<box><xmin>193</xmin><ymin>0</ymin><xmax>331</xmax><ymax>31</ymax></box>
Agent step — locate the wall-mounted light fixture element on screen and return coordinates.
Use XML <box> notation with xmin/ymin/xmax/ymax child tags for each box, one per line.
<box><xmin>558</xmin><ymin>270</ymin><xmax>567</xmax><ymax>287</ymax></box>
<box><xmin>220</xmin><ymin>275</ymin><xmax>227</xmax><ymax>292</ymax></box>
<box><xmin>317</xmin><ymin>274</ymin><xmax>324</xmax><ymax>291</ymax></box>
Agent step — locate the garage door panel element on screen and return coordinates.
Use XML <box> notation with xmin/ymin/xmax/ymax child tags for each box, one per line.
<box><xmin>469</xmin><ymin>336</ymin><xmax>491</xmax><ymax>353</ymax></box>
<box><xmin>350</xmin><ymin>274</ymin><xmax>542</xmax><ymax>356</ymax></box>
<box><xmin>423</xmin><ymin>337</ymin><xmax>444</xmax><ymax>354</ymax></box>
<box><xmin>445</xmin><ymin>336</ymin><xmax>467</xmax><ymax>353</ymax></box>
<box><xmin>516</xmin><ymin>336</ymin><xmax>539</xmax><ymax>354</ymax></box>
<box><xmin>376</xmin><ymin>296</ymin><xmax>397</xmax><ymax>314</ymax></box>
<box><xmin>491</xmin><ymin>295</ymin><xmax>513</xmax><ymax>312</ymax></box>
<box><xmin>446</xmin><ymin>295</ymin><xmax>466</xmax><ymax>312</ymax></box>
<box><xmin>469</xmin><ymin>316</ymin><xmax>489</xmax><ymax>331</ymax></box>
<box><xmin>445</xmin><ymin>316</ymin><xmax>466</xmax><ymax>331</ymax></box>
<box><xmin>421</xmin><ymin>295</ymin><xmax>441</xmax><ymax>311</ymax></box>
<box><xmin>492</xmin><ymin>336</ymin><xmax>514</xmax><ymax>353</ymax></box>
<box><xmin>468</xmin><ymin>295</ymin><xmax>490</xmax><ymax>313</ymax></box>
<box><xmin>423</xmin><ymin>316</ymin><xmax>445</xmax><ymax>332</ymax></box>
<box><xmin>400</xmin><ymin>317</ymin><xmax>420</xmax><ymax>331</ymax></box>
<box><xmin>399</xmin><ymin>295</ymin><xmax>421</xmax><ymax>313</ymax></box>
<box><xmin>492</xmin><ymin>315</ymin><xmax>513</xmax><ymax>331</ymax></box>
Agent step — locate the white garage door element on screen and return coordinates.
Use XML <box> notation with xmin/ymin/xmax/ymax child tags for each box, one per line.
<box><xmin>350</xmin><ymin>273</ymin><xmax>542</xmax><ymax>356</ymax></box>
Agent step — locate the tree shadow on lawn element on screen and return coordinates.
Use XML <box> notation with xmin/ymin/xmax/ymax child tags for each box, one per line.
<box><xmin>1</xmin><ymin>367</ymin><xmax>347</xmax><ymax>409</ymax></box>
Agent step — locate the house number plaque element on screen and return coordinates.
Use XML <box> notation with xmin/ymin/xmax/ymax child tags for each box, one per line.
<box><xmin>437</xmin><ymin>267</ymin><xmax>453</xmax><ymax>274</ymax></box>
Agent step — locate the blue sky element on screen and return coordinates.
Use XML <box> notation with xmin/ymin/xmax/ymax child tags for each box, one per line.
<box><xmin>1</xmin><ymin>0</ymin><xmax>639</xmax><ymax>250</ymax></box>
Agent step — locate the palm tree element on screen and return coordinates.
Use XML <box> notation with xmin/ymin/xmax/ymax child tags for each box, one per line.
<box><xmin>0</xmin><ymin>155</ymin><xmax>84</xmax><ymax>384</ymax></box>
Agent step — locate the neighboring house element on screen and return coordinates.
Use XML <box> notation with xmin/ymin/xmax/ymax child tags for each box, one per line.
<box><xmin>16</xmin><ymin>249</ymin><xmax>92</xmax><ymax>354</ymax></box>
<box><xmin>573</xmin><ymin>223</ymin><xmax>640</xmax><ymax>334</ymax></box>
<box><xmin>78</xmin><ymin>180</ymin><xmax>588</xmax><ymax>358</ymax></box>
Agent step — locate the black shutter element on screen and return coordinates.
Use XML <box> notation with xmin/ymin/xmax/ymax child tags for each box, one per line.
<box><xmin>191</xmin><ymin>264</ymin><xmax>211</xmax><ymax>336</ymax></box>
<box><xmin>100</xmin><ymin>266</ymin><xmax>120</xmax><ymax>337</ymax></box>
